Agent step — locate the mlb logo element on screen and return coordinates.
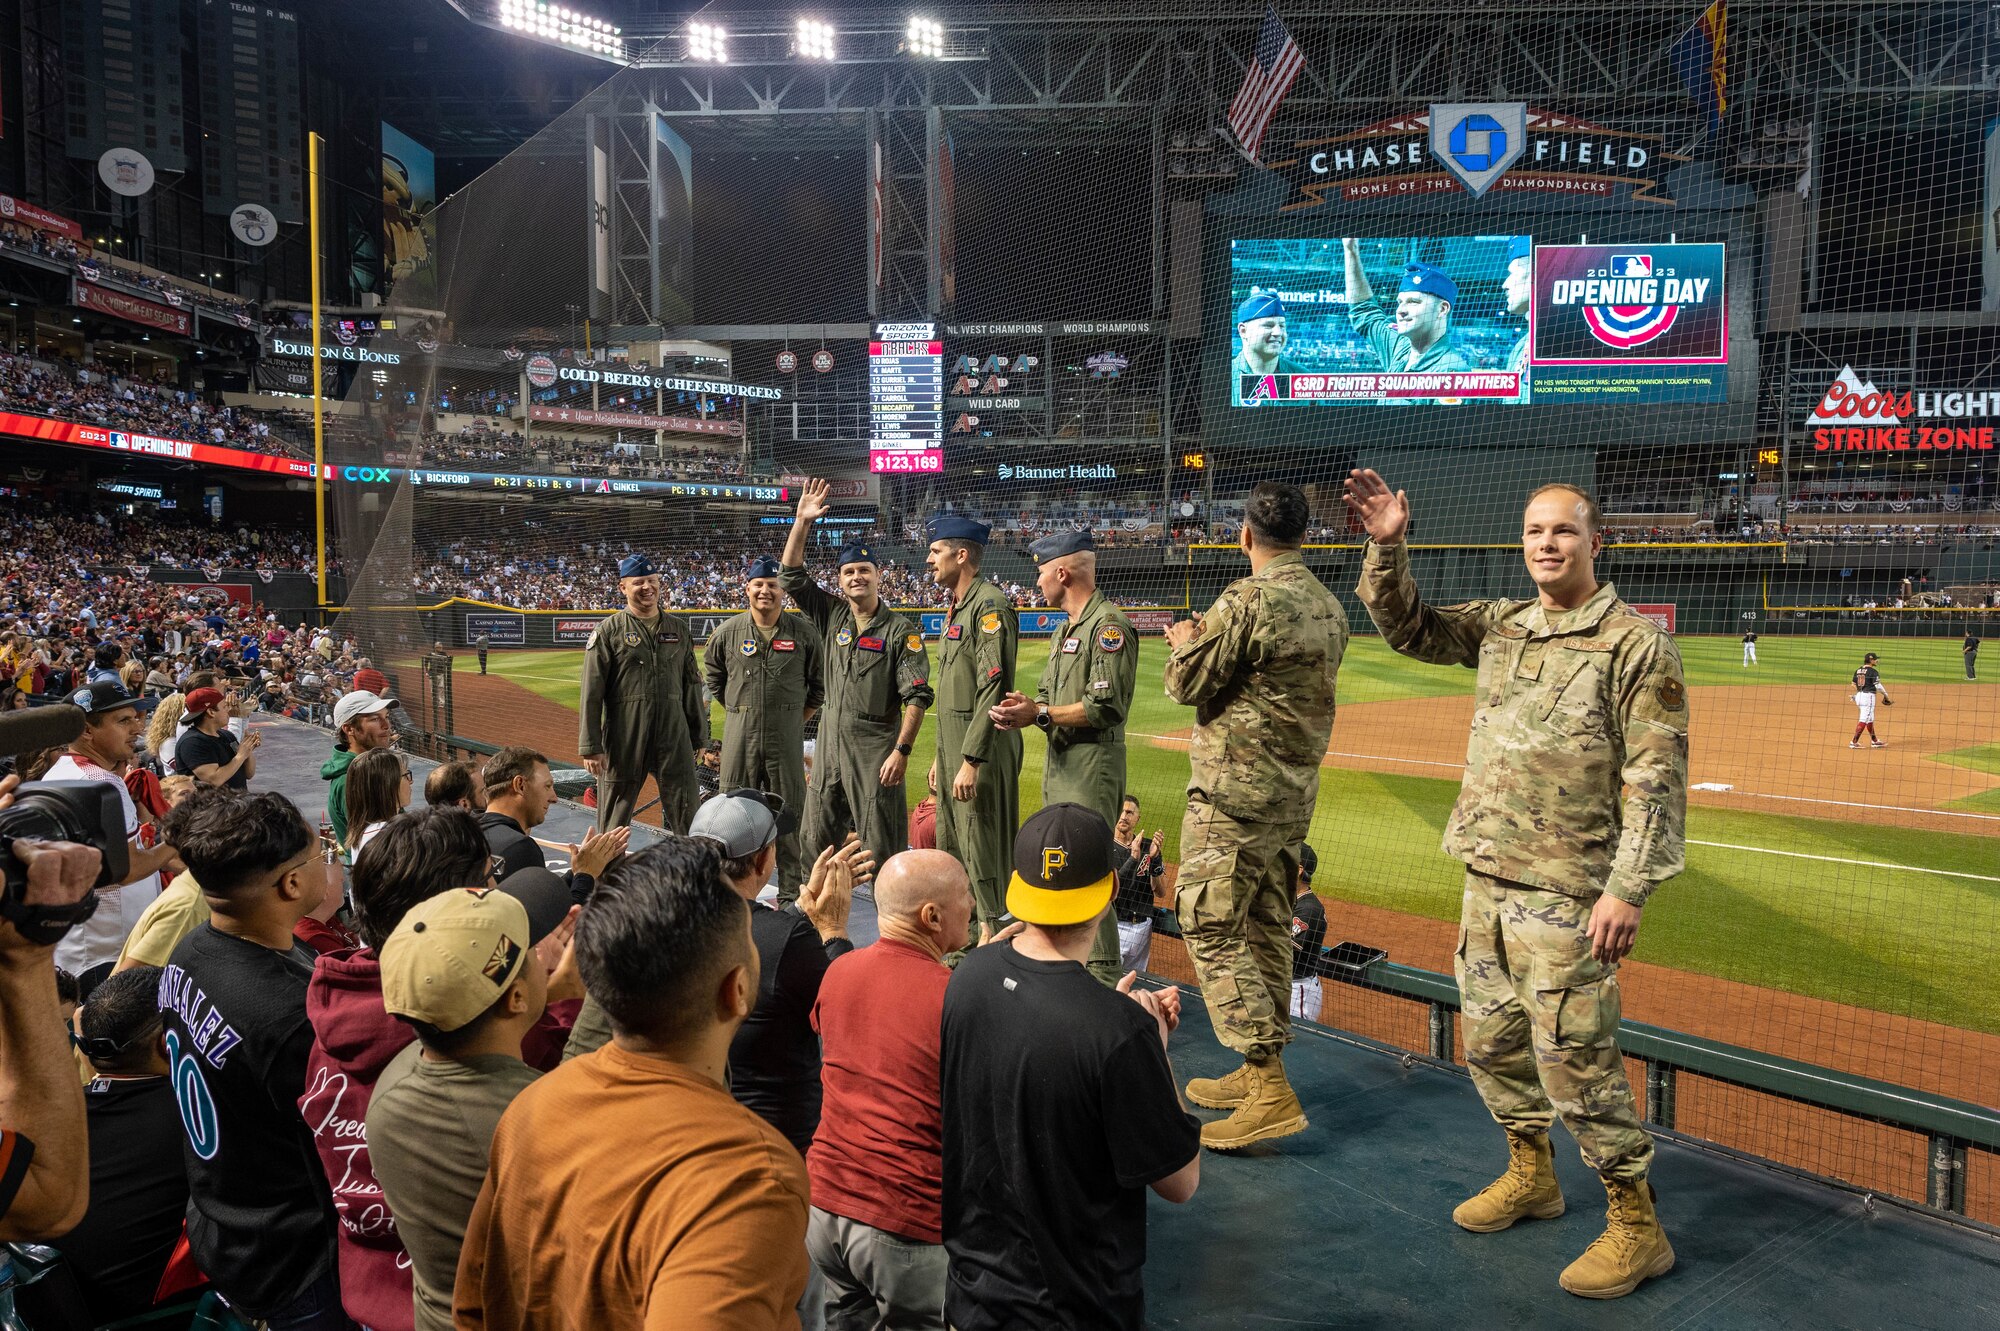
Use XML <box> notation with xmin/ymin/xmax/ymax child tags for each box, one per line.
<box><xmin>110</xmin><ymin>432</ymin><xmax>129</xmax><ymax>450</ymax></box>
<box><xmin>1608</xmin><ymin>253</ymin><xmax>1653</xmax><ymax>278</ymax></box>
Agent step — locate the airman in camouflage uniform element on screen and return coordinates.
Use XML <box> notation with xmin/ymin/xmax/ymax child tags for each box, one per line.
<box><xmin>989</xmin><ymin>528</ymin><xmax>1138</xmax><ymax>986</ymax></box>
<box><xmin>779</xmin><ymin>480</ymin><xmax>934</xmax><ymax>871</ymax></box>
<box><xmin>1165</xmin><ymin>483</ymin><xmax>1348</xmax><ymax>1152</ymax></box>
<box><xmin>925</xmin><ymin>516</ymin><xmax>1019</xmax><ymax>936</ymax></box>
<box><xmin>1346</xmin><ymin>468</ymin><xmax>1686</xmax><ymax>1300</ymax></box>
<box><xmin>578</xmin><ymin>553</ymin><xmax>707</xmax><ymax>834</ymax></box>
<box><xmin>703</xmin><ymin>556</ymin><xmax>825</xmax><ymax>900</ymax></box>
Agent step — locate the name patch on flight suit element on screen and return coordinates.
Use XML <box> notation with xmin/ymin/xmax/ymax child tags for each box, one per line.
<box><xmin>661</xmin><ymin>632</ymin><xmax>680</xmax><ymax>644</ymax></box>
<box><xmin>946</xmin><ymin>625</ymin><xmax>964</xmax><ymax>640</ymax></box>
<box><xmin>773</xmin><ymin>639</ymin><xmax>797</xmax><ymax>653</ymax></box>
<box><xmin>1061</xmin><ymin>638</ymin><xmax>1081</xmax><ymax>654</ymax></box>
<box><xmin>857</xmin><ymin>636</ymin><xmax>885</xmax><ymax>652</ymax></box>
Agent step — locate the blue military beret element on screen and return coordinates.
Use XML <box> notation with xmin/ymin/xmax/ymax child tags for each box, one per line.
<box><xmin>835</xmin><ymin>542</ymin><xmax>878</xmax><ymax>569</ymax></box>
<box><xmin>1400</xmin><ymin>263</ymin><xmax>1459</xmax><ymax>306</ymax></box>
<box><xmin>744</xmin><ymin>555</ymin><xmax>784</xmax><ymax>581</ymax></box>
<box><xmin>1505</xmin><ymin>235</ymin><xmax>1532</xmax><ymax>267</ymax></box>
<box><xmin>1028</xmin><ymin>528</ymin><xmax>1094</xmax><ymax>563</ymax></box>
<box><xmin>617</xmin><ymin>553</ymin><xmax>655</xmax><ymax>578</ymax></box>
<box><xmin>927</xmin><ymin>516</ymin><xmax>990</xmax><ymax>545</ymax></box>
<box><xmin>1235</xmin><ymin>290</ymin><xmax>1286</xmax><ymax>324</ymax></box>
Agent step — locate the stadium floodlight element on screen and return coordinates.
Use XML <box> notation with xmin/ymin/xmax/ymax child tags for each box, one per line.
<box><xmin>905</xmin><ymin>17</ymin><xmax>944</xmax><ymax>58</ymax></box>
<box><xmin>496</xmin><ymin>0</ymin><xmax>623</xmax><ymax>60</ymax></box>
<box><xmin>689</xmin><ymin>20</ymin><xmax>728</xmax><ymax>63</ymax></box>
<box><xmin>795</xmin><ymin>18</ymin><xmax>836</xmax><ymax>61</ymax></box>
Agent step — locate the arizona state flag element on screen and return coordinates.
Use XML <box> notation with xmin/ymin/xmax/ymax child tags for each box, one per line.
<box><xmin>1672</xmin><ymin>1</ymin><xmax>1727</xmax><ymax>133</ymax></box>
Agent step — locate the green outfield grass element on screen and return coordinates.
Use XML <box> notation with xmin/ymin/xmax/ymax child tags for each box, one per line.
<box><xmin>485</xmin><ymin>632</ymin><xmax>2000</xmax><ymax>1032</ymax></box>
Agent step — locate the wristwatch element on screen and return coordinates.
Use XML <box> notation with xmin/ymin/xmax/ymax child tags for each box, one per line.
<box><xmin>1033</xmin><ymin>703</ymin><xmax>1052</xmax><ymax>731</ymax></box>
<box><xmin>895</xmin><ymin>742</ymin><xmax>913</xmax><ymax>756</ymax></box>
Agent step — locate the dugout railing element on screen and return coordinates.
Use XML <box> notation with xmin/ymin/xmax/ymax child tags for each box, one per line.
<box><xmin>1285</xmin><ymin>953</ymin><xmax>2000</xmax><ymax>1225</ymax></box>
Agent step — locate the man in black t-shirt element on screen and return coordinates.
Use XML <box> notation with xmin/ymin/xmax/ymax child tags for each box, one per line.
<box><xmin>1110</xmin><ymin>793</ymin><xmax>1165</xmax><ymax>973</ymax></box>
<box><xmin>941</xmin><ymin>804</ymin><xmax>1200</xmax><ymax>1331</ymax></box>
<box><xmin>172</xmin><ymin>686</ymin><xmax>260</xmax><ymax>790</ymax></box>
<box><xmin>47</xmin><ymin>967</ymin><xmax>188</xmax><ymax>1325</ymax></box>
<box><xmin>1288</xmin><ymin>843</ymin><xmax>1328</xmax><ymax>1025</ymax></box>
<box><xmin>156</xmin><ymin>792</ymin><xmax>345</xmax><ymax>1326</ymax></box>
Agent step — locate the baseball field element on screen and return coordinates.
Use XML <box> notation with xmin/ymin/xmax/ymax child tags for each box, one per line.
<box><xmin>468</xmin><ymin>629</ymin><xmax>2000</xmax><ymax>1036</ymax></box>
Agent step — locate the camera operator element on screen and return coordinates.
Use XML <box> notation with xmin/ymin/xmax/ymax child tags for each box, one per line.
<box><xmin>47</xmin><ymin>686</ymin><xmax>180</xmax><ymax>975</ymax></box>
<box><xmin>0</xmin><ymin>773</ymin><xmax>107</xmax><ymax>1240</ymax></box>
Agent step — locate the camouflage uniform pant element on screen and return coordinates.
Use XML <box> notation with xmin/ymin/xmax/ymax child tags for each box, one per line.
<box><xmin>1455</xmin><ymin>868</ymin><xmax>1653</xmax><ymax>1180</ymax></box>
<box><xmin>1175</xmin><ymin>799</ymin><xmax>1306</xmax><ymax>1062</ymax></box>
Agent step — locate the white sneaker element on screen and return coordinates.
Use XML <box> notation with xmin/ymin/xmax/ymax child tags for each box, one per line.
<box><xmin>1849</xmin><ymin>742</ymin><xmax>1859</xmax><ymax>749</ymax></box>
<box><xmin>1870</xmin><ymin>741</ymin><xmax>1887</xmax><ymax>748</ymax></box>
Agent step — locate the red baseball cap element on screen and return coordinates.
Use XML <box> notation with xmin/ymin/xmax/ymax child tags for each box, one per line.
<box><xmin>183</xmin><ymin>686</ymin><xmax>224</xmax><ymax>717</ymax></box>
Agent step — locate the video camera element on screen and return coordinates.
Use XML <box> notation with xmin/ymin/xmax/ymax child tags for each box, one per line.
<box><xmin>0</xmin><ymin>705</ymin><xmax>132</xmax><ymax>946</ymax></box>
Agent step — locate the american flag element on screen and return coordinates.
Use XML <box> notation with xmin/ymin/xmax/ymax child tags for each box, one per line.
<box><xmin>1227</xmin><ymin>7</ymin><xmax>1305</xmax><ymax>161</ymax></box>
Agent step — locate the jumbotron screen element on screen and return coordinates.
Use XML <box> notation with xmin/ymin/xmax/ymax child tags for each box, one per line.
<box><xmin>1228</xmin><ymin>236</ymin><xmax>1727</xmax><ymax>407</ymax></box>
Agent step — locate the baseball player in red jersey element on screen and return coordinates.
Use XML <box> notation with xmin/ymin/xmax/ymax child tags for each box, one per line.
<box><xmin>1850</xmin><ymin>652</ymin><xmax>1891</xmax><ymax>748</ymax></box>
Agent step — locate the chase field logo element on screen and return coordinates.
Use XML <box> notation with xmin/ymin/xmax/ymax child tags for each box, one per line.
<box><xmin>1430</xmin><ymin>104</ymin><xmax>1527</xmax><ymax>199</ymax></box>
<box><xmin>1530</xmin><ymin>243</ymin><xmax>1727</xmax><ymax>366</ymax></box>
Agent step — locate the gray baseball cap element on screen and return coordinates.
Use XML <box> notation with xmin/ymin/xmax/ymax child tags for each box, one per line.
<box><xmin>688</xmin><ymin>789</ymin><xmax>799</xmax><ymax>857</ymax></box>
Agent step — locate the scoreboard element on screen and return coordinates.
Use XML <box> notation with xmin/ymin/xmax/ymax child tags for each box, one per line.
<box><xmin>869</xmin><ymin>320</ymin><xmax>944</xmax><ymax>473</ymax></box>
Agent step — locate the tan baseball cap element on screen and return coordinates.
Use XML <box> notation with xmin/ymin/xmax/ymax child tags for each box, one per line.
<box><xmin>380</xmin><ymin>887</ymin><xmax>534</xmax><ymax>1032</ymax></box>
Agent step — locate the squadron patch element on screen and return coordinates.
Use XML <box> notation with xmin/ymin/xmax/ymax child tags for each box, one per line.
<box><xmin>739</xmin><ymin>638</ymin><xmax>757</xmax><ymax>656</ymax></box>
<box><xmin>1096</xmin><ymin>625</ymin><xmax>1126</xmax><ymax>653</ymax></box>
<box><xmin>905</xmin><ymin>633</ymin><xmax>924</xmax><ymax>653</ymax></box>
<box><xmin>1656</xmin><ymin>677</ymin><xmax>1686</xmax><ymax>711</ymax></box>
<box><xmin>835</xmin><ymin>627</ymin><xmax>853</xmax><ymax>647</ymax></box>
<box><xmin>946</xmin><ymin>624</ymin><xmax>964</xmax><ymax>640</ymax></box>
<box><xmin>980</xmin><ymin>612</ymin><xmax>1001</xmax><ymax>635</ymax></box>
<box><xmin>624</xmin><ymin>630</ymin><xmax>641</xmax><ymax>647</ymax></box>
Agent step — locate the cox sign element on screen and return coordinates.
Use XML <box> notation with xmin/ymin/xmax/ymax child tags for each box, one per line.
<box><xmin>340</xmin><ymin>466</ymin><xmax>397</xmax><ymax>483</ymax></box>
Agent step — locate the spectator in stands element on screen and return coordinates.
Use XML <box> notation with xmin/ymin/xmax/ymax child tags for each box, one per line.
<box><xmin>322</xmin><ymin>690</ymin><xmax>396</xmax><ymax>848</ymax></box>
<box><xmin>909</xmin><ymin>763</ymin><xmax>938</xmax><ymax>850</ymax></box>
<box><xmin>696</xmin><ymin>739</ymin><xmax>723</xmax><ymax>802</ymax></box>
<box><xmin>423</xmin><ymin>759</ymin><xmax>486</xmax><ymax>812</ymax></box>
<box><xmin>301</xmin><ymin>808</ymin><xmax>581</xmax><ymax>1331</ymax></box>
<box><xmin>46</xmin><ymin>685</ymin><xmax>178</xmax><ymax>976</ymax></box>
<box><xmin>808</xmin><ymin>850</ymin><xmax>1000</xmax><ymax>1330</ymax></box>
<box><xmin>458</xmin><ymin>838</ymin><xmax>811</xmax><ymax>1329</ymax></box>
<box><xmin>367</xmin><ymin>879</ymin><xmax>573</xmax><ymax>1331</ymax></box>
<box><xmin>343</xmin><ymin>748</ymin><xmax>411</xmax><ymax>856</ymax></box>
<box><xmin>940</xmin><ymin>804</ymin><xmax>1200</xmax><ymax>1331</ymax></box>
<box><xmin>478</xmin><ymin>746</ymin><xmax>627</xmax><ymax>906</ymax></box>
<box><xmin>156</xmin><ymin>791</ymin><xmax>344</xmax><ymax>1329</ymax></box>
<box><xmin>1289</xmin><ymin>845</ymin><xmax>1328</xmax><ymax>1024</ymax></box>
<box><xmin>174</xmin><ymin>685</ymin><xmax>262</xmax><ymax>790</ymax></box>
<box><xmin>115</xmin><ymin>783</ymin><xmax>239</xmax><ymax>972</ymax></box>
<box><xmin>49</xmin><ymin>966</ymin><xmax>188</xmax><ymax>1324</ymax></box>
<box><xmin>143</xmin><ymin>657</ymin><xmax>176</xmax><ymax>696</ymax></box>
<box><xmin>85</xmin><ymin>641</ymin><xmax>124</xmax><ymax>688</ymax></box>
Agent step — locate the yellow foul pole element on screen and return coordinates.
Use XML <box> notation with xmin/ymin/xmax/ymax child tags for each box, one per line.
<box><xmin>309</xmin><ymin>131</ymin><xmax>328</xmax><ymax>607</ymax></box>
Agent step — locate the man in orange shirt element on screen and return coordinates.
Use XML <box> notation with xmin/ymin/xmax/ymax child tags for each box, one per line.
<box><xmin>455</xmin><ymin>838</ymin><xmax>810</xmax><ymax>1330</ymax></box>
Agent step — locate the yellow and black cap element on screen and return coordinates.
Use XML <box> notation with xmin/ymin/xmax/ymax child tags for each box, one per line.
<box><xmin>1006</xmin><ymin>802</ymin><xmax>1116</xmax><ymax>926</ymax></box>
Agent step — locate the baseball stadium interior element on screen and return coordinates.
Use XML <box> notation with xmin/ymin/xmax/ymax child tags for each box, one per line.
<box><xmin>2</xmin><ymin>0</ymin><xmax>1998</xmax><ymax>1327</ymax></box>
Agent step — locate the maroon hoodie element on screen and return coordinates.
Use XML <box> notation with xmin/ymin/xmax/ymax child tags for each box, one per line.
<box><xmin>299</xmin><ymin>947</ymin><xmax>577</xmax><ymax>1331</ymax></box>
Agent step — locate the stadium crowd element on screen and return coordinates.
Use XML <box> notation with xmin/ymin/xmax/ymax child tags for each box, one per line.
<box><xmin>0</xmin><ymin>352</ymin><xmax>299</xmax><ymax>458</ymax></box>
<box><xmin>415</xmin><ymin>426</ymin><xmax>747</xmax><ymax>480</ymax></box>
<box><xmin>0</xmin><ymin>507</ymin><xmax>318</xmax><ymax>574</ymax></box>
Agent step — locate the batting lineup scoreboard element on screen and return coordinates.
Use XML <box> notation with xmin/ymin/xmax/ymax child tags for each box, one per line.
<box><xmin>870</xmin><ymin>320</ymin><xmax>945</xmax><ymax>473</ymax></box>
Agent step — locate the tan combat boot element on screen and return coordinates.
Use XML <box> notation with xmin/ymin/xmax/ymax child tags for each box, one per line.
<box><xmin>1452</xmin><ymin>1133</ymin><xmax>1565</xmax><ymax>1232</ymax></box>
<box><xmin>1558</xmin><ymin>1176</ymin><xmax>1675</xmax><ymax>1299</ymax></box>
<box><xmin>1199</xmin><ymin>1057</ymin><xmax>1308</xmax><ymax>1150</ymax></box>
<box><xmin>1185</xmin><ymin>1061</ymin><xmax>1255</xmax><ymax>1110</ymax></box>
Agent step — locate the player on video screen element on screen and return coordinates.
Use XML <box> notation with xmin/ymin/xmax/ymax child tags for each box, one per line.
<box><xmin>1500</xmin><ymin>236</ymin><xmax>1532</xmax><ymax>404</ymax></box>
<box><xmin>1341</xmin><ymin>238</ymin><xmax>1470</xmax><ymax>405</ymax></box>
<box><xmin>1233</xmin><ymin>291</ymin><xmax>1302</xmax><ymax>403</ymax></box>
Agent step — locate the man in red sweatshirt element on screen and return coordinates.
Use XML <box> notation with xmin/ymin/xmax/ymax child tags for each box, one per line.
<box><xmin>299</xmin><ymin>809</ymin><xmax>581</xmax><ymax>1331</ymax></box>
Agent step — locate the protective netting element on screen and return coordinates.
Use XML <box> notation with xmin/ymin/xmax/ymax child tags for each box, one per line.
<box><xmin>322</xmin><ymin>3</ymin><xmax>1999</xmax><ymax>1220</ymax></box>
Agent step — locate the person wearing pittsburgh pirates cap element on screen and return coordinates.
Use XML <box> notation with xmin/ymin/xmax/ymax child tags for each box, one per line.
<box><xmin>1231</xmin><ymin>289</ymin><xmax>1302</xmax><ymax>404</ymax></box>
<box><xmin>924</xmin><ymin>514</ymin><xmax>1020</xmax><ymax>938</ymax></box>
<box><xmin>369</xmin><ymin>876</ymin><xmax>571</xmax><ymax>1331</ymax></box>
<box><xmin>703</xmin><ymin>555</ymin><xmax>824</xmax><ymax>901</ymax></box>
<box><xmin>780</xmin><ymin>479</ymin><xmax>934</xmax><ymax>874</ymax></box>
<box><xmin>1340</xmin><ymin>238</ymin><xmax>1473</xmax><ymax>404</ymax></box>
<box><xmin>578</xmin><ymin>551</ymin><xmax>708</xmax><ymax>836</ymax></box>
<box><xmin>991</xmin><ymin>527</ymin><xmax>1137</xmax><ymax>987</ymax></box>
<box><xmin>938</xmin><ymin>803</ymin><xmax>1200</xmax><ymax>1331</ymax></box>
